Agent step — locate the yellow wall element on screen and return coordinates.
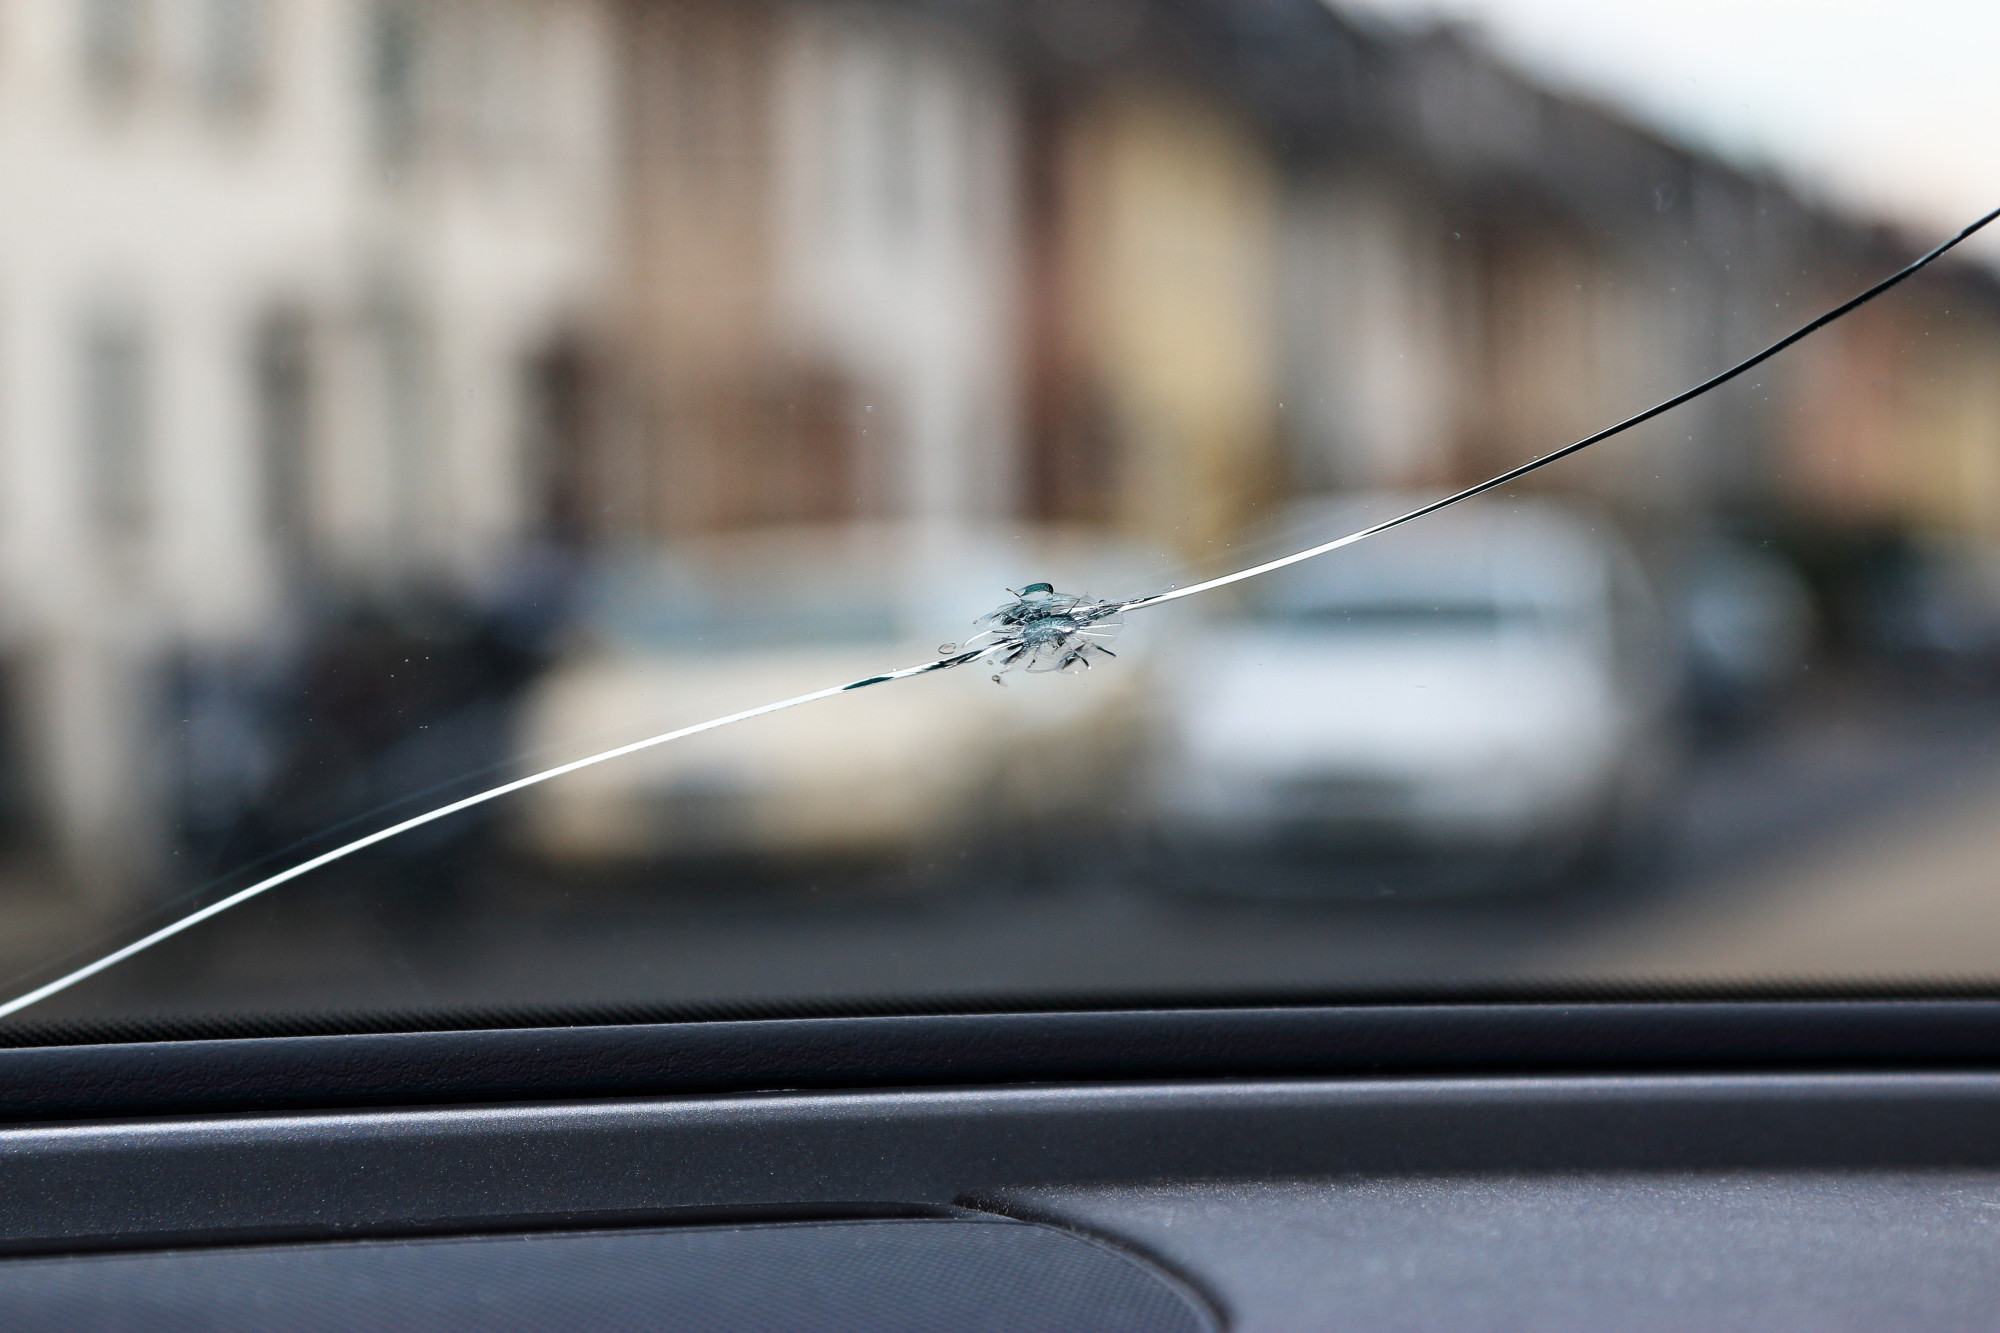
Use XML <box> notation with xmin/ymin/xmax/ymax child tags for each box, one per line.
<box><xmin>1066</xmin><ymin>81</ymin><xmax>1280</xmax><ymax>559</ymax></box>
<box><xmin>1781</xmin><ymin>294</ymin><xmax>2000</xmax><ymax>541</ymax></box>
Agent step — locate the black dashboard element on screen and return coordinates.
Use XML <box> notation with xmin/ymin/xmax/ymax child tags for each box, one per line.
<box><xmin>4</xmin><ymin>1001</ymin><xmax>1999</xmax><ymax>1329</ymax></box>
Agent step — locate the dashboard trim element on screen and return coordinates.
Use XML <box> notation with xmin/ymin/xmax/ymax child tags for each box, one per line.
<box><xmin>5</xmin><ymin>999</ymin><xmax>2000</xmax><ymax>1122</ymax></box>
<box><xmin>7</xmin><ymin>1071</ymin><xmax>2000</xmax><ymax>1254</ymax></box>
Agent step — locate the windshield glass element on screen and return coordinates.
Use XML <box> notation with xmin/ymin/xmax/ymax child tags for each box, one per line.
<box><xmin>1</xmin><ymin>0</ymin><xmax>1996</xmax><ymax>1037</ymax></box>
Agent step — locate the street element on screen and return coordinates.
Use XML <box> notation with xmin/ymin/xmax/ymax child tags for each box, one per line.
<box><xmin>8</xmin><ymin>678</ymin><xmax>2000</xmax><ymax>1029</ymax></box>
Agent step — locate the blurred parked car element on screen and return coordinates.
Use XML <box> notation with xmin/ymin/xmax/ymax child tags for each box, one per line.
<box><xmin>1146</xmin><ymin>496</ymin><xmax>1681</xmax><ymax>887</ymax></box>
<box><xmin>1853</xmin><ymin>533</ymin><xmax>2000</xmax><ymax>684</ymax></box>
<box><xmin>172</xmin><ymin>559</ymin><xmax>574</xmax><ymax>897</ymax></box>
<box><xmin>513</xmin><ymin>524</ymin><xmax>1153</xmax><ymax>868</ymax></box>
<box><xmin>1680</xmin><ymin>536</ymin><xmax>1817</xmax><ymax>729</ymax></box>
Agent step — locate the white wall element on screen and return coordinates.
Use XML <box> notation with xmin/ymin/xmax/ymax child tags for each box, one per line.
<box><xmin>0</xmin><ymin>0</ymin><xmax>618</xmax><ymax>899</ymax></box>
<box><xmin>771</xmin><ymin>3</ymin><xmax>1022</xmax><ymax>525</ymax></box>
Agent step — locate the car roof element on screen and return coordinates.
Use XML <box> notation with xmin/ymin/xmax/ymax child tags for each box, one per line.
<box><xmin>1254</xmin><ymin>495</ymin><xmax>1621</xmax><ymax>614</ymax></box>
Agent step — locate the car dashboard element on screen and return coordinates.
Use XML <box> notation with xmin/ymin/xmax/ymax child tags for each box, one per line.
<box><xmin>3</xmin><ymin>1001</ymin><xmax>1999</xmax><ymax>1329</ymax></box>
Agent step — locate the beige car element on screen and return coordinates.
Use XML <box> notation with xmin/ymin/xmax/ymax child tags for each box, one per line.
<box><xmin>513</xmin><ymin>524</ymin><xmax>1155</xmax><ymax>866</ymax></box>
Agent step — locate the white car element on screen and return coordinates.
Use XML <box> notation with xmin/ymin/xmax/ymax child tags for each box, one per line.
<box><xmin>1146</xmin><ymin>496</ymin><xmax>1678</xmax><ymax>883</ymax></box>
<box><xmin>513</xmin><ymin>524</ymin><xmax>1154</xmax><ymax>867</ymax></box>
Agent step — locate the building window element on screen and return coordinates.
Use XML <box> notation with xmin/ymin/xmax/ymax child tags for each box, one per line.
<box><xmin>82</xmin><ymin>0</ymin><xmax>148</xmax><ymax>105</ymax></box>
<box><xmin>525</xmin><ymin>335</ymin><xmax>597</xmax><ymax>547</ymax></box>
<box><xmin>875</xmin><ymin>45</ymin><xmax>918</xmax><ymax>243</ymax></box>
<box><xmin>83</xmin><ymin>317</ymin><xmax>149</xmax><ymax>541</ymax></box>
<box><xmin>202</xmin><ymin>0</ymin><xmax>268</xmax><ymax>115</ymax></box>
<box><xmin>361</xmin><ymin>294</ymin><xmax>432</xmax><ymax>562</ymax></box>
<box><xmin>254</xmin><ymin>310</ymin><xmax>312</xmax><ymax>566</ymax></box>
<box><xmin>369</xmin><ymin>0</ymin><xmax>421</xmax><ymax>167</ymax></box>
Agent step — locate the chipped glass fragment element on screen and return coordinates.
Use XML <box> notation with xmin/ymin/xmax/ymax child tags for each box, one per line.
<box><xmin>966</xmin><ymin>584</ymin><xmax>1123</xmax><ymax>674</ymax></box>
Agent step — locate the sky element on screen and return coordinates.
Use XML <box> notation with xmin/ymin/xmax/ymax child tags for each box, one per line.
<box><xmin>1342</xmin><ymin>0</ymin><xmax>2000</xmax><ymax>260</ymax></box>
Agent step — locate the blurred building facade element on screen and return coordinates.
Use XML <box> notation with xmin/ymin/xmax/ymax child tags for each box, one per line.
<box><xmin>597</xmin><ymin>0</ymin><xmax>1021</xmax><ymax>538</ymax></box>
<box><xmin>0</xmin><ymin>0</ymin><xmax>619</xmax><ymax>897</ymax></box>
<box><xmin>0</xmin><ymin>0</ymin><xmax>1996</xmax><ymax>904</ymax></box>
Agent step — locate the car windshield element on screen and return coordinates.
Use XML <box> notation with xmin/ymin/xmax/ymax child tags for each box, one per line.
<box><xmin>1</xmin><ymin>0</ymin><xmax>1996</xmax><ymax>1036</ymax></box>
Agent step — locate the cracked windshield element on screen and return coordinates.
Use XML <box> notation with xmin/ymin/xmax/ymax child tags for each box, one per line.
<box><xmin>1</xmin><ymin>0</ymin><xmax>1996</xmax><ymax>1035</ymax></box>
